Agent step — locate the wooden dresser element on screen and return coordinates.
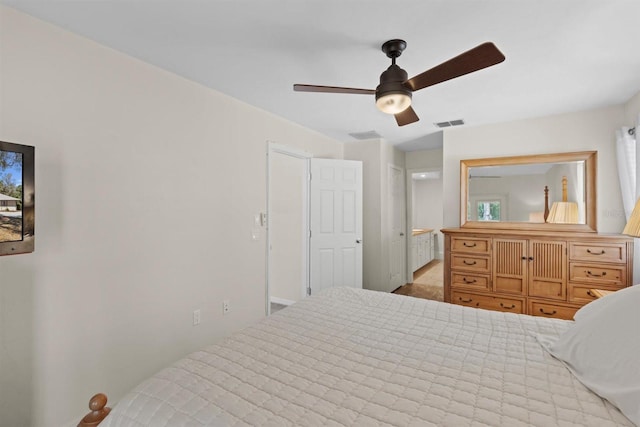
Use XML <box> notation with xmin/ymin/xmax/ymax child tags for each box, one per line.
<box><xmin>442</xmin><ymin>228</ymin><xmax>633</xmax><ymax>320</ymax></box>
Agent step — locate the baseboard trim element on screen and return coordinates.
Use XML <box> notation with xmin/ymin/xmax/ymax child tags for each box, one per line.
<box><xmin>270</xmin><ymin>296</ymin><xmax>296</xmax><ymax>306</ymax></box>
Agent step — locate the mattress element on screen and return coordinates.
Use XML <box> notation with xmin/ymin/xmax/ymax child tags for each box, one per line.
<box><xmin>102</xmin><ymin>287</ymin><xmax>633</xmax><ymax>426</ymax></box>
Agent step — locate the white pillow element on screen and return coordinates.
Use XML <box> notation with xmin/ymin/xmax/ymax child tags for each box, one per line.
<box><xmin>573</xmin><ymin>287</ymin><xmax>618</xmax><ymax>322</ymax></box>
<box><xmin>541</xmin><ymin>285</ymin><xmax>640</xmax><ymax>426</ymax></box>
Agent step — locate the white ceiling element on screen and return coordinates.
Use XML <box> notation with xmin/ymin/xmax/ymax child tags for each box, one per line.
<box><xmin>3</xmin><ymin>0</ymin><xmax>639</xmax><ymax>151</ymax></box>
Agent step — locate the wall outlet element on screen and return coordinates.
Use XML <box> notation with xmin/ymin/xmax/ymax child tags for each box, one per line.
<box><xmin>193</xmin><ymin>309</ymin><xmax>201</xmax><ymax>326</ymax></box>
<box><xmin>223</xmin><ymin>300</ymin><xmax>230</xmax><ymax>315</ymax></box>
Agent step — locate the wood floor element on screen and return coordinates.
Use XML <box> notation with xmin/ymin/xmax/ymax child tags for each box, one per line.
<box><xmin>393</xmin><ymin>260</ymin><xmax>444</xmax><ymax>302</ymax></box>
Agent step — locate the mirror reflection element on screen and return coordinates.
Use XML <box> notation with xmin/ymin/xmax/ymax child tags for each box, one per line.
<box><xmin>467</xmin><ymin>160</ymin><xmax>586</xmax><ymax>224</ymax></box>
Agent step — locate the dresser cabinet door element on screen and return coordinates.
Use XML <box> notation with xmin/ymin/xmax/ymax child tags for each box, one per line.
<box><xmin>493</xmin><ymin>239</ymin><xmax>527</xmax><ymax>295</ymax></box>
<box><xmin>528</xmin><ymin>240</ymin><xmax>567</xmax><ymax>301</ymax></box>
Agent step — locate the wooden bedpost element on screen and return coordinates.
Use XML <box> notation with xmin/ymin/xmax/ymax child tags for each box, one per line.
<box><xmin>78</xmin><ymin>393</ymin><xmax>111</xmax><ymax>427</ymax></box>
<box><xmin>543</xmin><ymin>185</ymin><xmax>550</xmax><ymax>222</ymax></box>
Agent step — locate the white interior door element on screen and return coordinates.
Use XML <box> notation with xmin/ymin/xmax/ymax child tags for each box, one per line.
<box><xmin>388</xmin><ymin>164</ymin><xmax>405</xmax><ymax>289</ymax></box>
<box><xmin>310</xmin><ymin>159</ymin><xmax>363</xmax><ymax>294</ymax></box>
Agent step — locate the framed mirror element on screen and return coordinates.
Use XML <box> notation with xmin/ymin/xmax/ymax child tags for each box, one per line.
<box><xmin>460</xmin><ymin>151</ymin><xmax>597</xmax><ymax>232</ymax></box>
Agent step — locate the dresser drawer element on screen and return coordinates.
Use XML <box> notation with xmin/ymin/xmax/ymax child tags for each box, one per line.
<box><xmin>569</xmin><ymin>263</ymin><xmax>626</xmax><ymax>287</ymax></box>
<box><xmin>567</xmin><ymin>283</ymin><xmax>622</xmax><ymax>304</ymax></box>
<box><xmin>451</xmin><ymin>272</ymin><xmax>490</xmax><ymax>291</ymax></box>
<box><xmin>569</xmin><ymin>242</ymin><xmax>626</xmax><ymax>263</ymax></box>
<box><xmin>452</xmin><ymin>291</ymin><xmax>524</xmax><ymax>314</ymax></box>
<box><xmin>451</xmin><ymin>254</ymin><xmax>490</xmax><ymax>273</ymax></box>
<box><xmin>529</xmin><ymin>300</ymin><xmax>579</xmax><ymax>320</ymax></box>
<box><xmin>451</xmin><ymin>236</ymin><xmax>491</xmax><ymax>254</ymax></box>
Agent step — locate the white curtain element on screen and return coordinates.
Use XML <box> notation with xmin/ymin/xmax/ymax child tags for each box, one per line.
<box><xmin>616</xmin><ymin>125</ymin><xmax>636</xmax><ymax>220</ymax></box>
<box><xmin>617</xmin><ymin>115</ymin><xmax>639</xmax><ymax>285</ymax></box>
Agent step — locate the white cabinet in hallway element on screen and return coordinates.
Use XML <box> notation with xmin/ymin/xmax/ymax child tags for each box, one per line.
<box><xmin>412</xmin><ymin>229</ymin><xmax>434</xmax><ymax>272</ymax></box>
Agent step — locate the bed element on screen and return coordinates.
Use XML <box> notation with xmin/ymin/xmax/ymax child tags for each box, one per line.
<box><xmin>85</xmin><ymin>287</ymin><xmax>637</xmax><ymax>426</ymax></box>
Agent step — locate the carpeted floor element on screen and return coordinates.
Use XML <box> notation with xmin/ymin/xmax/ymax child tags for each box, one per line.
<box><xmin>393</xmin><ymin>260</ymin><xmax>444</xmax><ymax>301</ymax></box>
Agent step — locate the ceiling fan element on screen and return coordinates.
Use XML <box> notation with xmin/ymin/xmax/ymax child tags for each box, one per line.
<box><xmin>294</xmin><ymin>40</ymin><xmax>505</xmax><ymax>127</ymax></box>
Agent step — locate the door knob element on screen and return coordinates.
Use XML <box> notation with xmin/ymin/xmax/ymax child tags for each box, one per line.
<box><xmin>356</xmin><ymin>239</ymin><xmax>362</xmax><ymax>244</ymax></box>
<box><xmin>400</xmin><ymin>232</ymin><xmax>405</xmax><ymax>236</ymax></box>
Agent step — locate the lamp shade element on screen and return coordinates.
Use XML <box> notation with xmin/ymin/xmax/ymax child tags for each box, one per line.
<box><xmin>623</xmin><ymin>198</ymin><xmax>640</xmax><ymax>237</ymax></box>
<box><xmin>547</xmin><ymin>202</ymin><xmax>579</xmax><ymax>224</ymax></box>
<box><xmin>375</xmin><ymin>93</ymin><xmax>411</xmax><ymax>114</ymax></box>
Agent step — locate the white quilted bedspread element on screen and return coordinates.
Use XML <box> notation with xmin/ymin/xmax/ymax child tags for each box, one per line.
<box><xmin>103</xmin><ymin>288</ymin><xmax>633</xmax><ymax>426</ymax></box>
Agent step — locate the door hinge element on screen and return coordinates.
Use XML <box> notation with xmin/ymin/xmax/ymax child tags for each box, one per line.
<box><xmin>308</xmin><ymin>172</ymin><xmax>312</xmax><ymax>181</ymax></box>
<box><xmin>309</xmin><ymin>229</ymin><xmax>312</xmax><ymax>238</ymax></box>
<box><xmin>307</xmin><ymin>287</ymin><xmax>311</xmax><ymax>296</ymax></box>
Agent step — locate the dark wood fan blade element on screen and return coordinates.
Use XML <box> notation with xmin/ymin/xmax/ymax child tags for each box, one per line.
<box><xmin>395</xmin><ymin>106</ymin><xmax>419</xmax><ymax>126</ymax></box>
<box><xmin>405</xmin><ymin>42</ymin><xmax>505</xmax><ymax>92</ymax></box>
<box><xmin>294</xmin><ymin>84</ymin><xmax>375</xmax><ymax>95</ymax></box>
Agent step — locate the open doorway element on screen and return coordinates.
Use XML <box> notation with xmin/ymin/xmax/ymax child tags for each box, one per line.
<box><xmin>396</xmin><ymin>167</ymin><xmax>444</xmax><ymax>301</ymax></box>
<box><xmin>266</xmin><ymin>143</ymin><xmax>310</xmax><ymax>315</ymax></box>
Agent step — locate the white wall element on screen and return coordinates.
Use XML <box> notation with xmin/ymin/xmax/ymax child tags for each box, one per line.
<box><xmin>442</xmin><ymin>105</ymin><xmax>627</xmax><ymax>233</ymax></box>
<box><xmin>624</xmin><ymin>91</ymin><xmax>640</xmax><ymax>124</ymax></box>
<box><xmin>0</xmin><ymin>7</ymin><xmax>343</xmax><ymax>426</ymax></box>
<box><xmin>413</xmin><ymin>179</ymin><xmax>442</xmax><ymax>227</ymax></box>
<box><xmin>405</xmin><ymin>146</ymin><xmax>443</xmax><ymax>170</ymax></box>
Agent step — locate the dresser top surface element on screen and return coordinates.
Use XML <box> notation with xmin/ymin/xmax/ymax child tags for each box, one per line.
<box><xmin>441</xmin><ymin>227</ymin><xmax>633</xmax><ymax>242</ymax></box>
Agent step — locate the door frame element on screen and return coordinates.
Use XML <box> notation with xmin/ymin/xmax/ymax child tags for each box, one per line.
<box><xmin>266</xmin><ymin>142</ymin><xmax>311</xmax><ymax>316</ymax></box>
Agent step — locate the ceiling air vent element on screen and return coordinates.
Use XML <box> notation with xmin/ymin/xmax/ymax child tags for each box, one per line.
<box><xmin>434</xmin><ymin>119</ymin><xmax>465</xmax><ymax>128</ymax></box>
<box><xmin>348</xmin><ymin>130</ymin><xmax>382</xmax><ymax>140</ymax></box>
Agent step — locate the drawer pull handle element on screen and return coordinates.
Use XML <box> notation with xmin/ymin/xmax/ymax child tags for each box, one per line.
<box><xmin>586</xmin><ymin>270</ymin><xmax>606</xmax><ymax>277</ymax></box>
<box><xmin>586</xmin><ymin>290</ymin><xmax>595</xmax><ymax>297</ymax></box>
<box><xmin>463</xmin><ymin>260</ymin><xmax>477</xmax><ymax>266</ymax></box>
<box><xmin>521</xmin><ymin>256</ymin><xmax>527</xmax><ymax>260</ymax></box>
<box><xmin>463</xmin><ymin>278</ymin><xmax>477</xmax><ymax>284</ymax></box>
<box><xmin>459</xmin><ymin>298</ymin><xmax>473</xmax><ymax>303</ymax></box>
<box><xmin>587</xmin><ymin>249</ymin><xmax>605</xmax><ymax>255</ymax></box>
<box><xmin>500</xmin><ymin>303</ymin><xmax>516</xmax><ymax>309</ymax></box>
<box><xmin>463</xmin><ymin>242</ymin><xmax>477</xmax><ymax>247</ymax></box>
<box><xmin>539</xmin><ymin>308</ymin><xmax>557</xmax><ymax>316</ymax></box>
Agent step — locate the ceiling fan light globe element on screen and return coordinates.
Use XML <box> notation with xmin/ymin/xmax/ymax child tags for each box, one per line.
<box><xmin>375</xmin><ymin>93</ymin><xmax>412</xmax><ymax>115</ymax></box>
